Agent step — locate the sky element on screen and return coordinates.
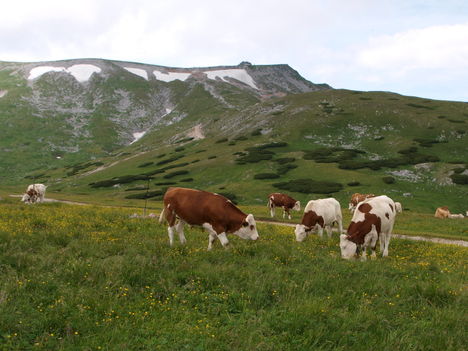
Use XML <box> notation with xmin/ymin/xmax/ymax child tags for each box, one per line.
<box><xmin>1</xmin><ymin>0</ymin><xmax>467</xmax><ymax>102</ymax></box>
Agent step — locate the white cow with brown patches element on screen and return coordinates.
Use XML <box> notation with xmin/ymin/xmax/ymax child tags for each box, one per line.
<box><xmin>159</xmin><ymin>187</ymin><xmax>259</xmax><ymax>250</ymax></box>
<box><xmin>340</xmin><ymin>195</ymin><xmax>397</xmax><ymax>260</ymax></box>
<box><xmin>21</xmin><ymin>184</ymin><xmax>47</xmax><ymax>204</ymax></box>
<box><xmin>294</xmin><ymin>197</ymin><xmax>343</xmax><ymax>241</ymax></box>
<box><xmin>267</xmin><ymin>193</ymin><xmax>300</xmax><ymax>220</ymax></box>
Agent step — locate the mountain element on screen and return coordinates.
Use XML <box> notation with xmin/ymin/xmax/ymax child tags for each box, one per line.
<box><xmin>0</xmin><ymin>58</ymin><xmax>330</xmax><ymax>182</ymax></box>
<box><xmin>0</xmin><ymin>58</ymin><xmax>467</xmax><ymax>212</ymax></box>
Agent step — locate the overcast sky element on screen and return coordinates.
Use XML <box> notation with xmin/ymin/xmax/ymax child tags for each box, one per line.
<box><xmin>1</xmin><ymin>0</ymin><xmax>467</xmax><ymax>102</ymax></box>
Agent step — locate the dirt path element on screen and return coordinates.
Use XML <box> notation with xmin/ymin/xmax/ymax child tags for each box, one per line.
<box><xmin>9</xmin><ymin>195</ymin><xmax>468</xmax><ymax>247</ymax></box>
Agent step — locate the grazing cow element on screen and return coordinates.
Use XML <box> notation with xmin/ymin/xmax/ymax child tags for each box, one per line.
<box><xmin>267</xmin><ymin>193</ymin><xmax>300</xmax><ymax>220</ymax></box>
<box><xmin>21</xmin><ymin>184</ymin><xmax>47</xmax><ymax>204</ymax></box>
<box><xmin>348</xmin><ymin>193</ymin><xmax>375</xmax><ymax>212</ymax></box>
<box><xmin>159</xmin><ymin>187</ymin><xmax>259</xmax><ymax>250</ymax></box>
<box><xmin>340</xmin><ymin>195</ymin><xmax>396</xmax><ymax>260</ymax></box>
<box><xmin>434</xmin><ymin>206</ymin><xmax>450</xmax><ymax>219</ymax></box>
<box><xmin>295</xmin><ymin>197</ymin><xmax>343</xmax><ymax>241</ymax></box>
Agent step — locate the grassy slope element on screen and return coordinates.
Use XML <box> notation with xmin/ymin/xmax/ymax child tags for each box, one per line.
<box><xmin>25</xmin><ymin>89</ymin><xmax>466</xmax><ymax>215</ymax></box>
<box><xmin>0</xmin><ymin>200</ymin><xmax>466</xmax><ymax>350</ymax></box>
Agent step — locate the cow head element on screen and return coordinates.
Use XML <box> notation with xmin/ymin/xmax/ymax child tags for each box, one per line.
<box><xmin>21</xmin><ymin>194</ymin><xmax>31</xmax><ymax>203</ymax></box>
<box><xmin>234</xmin><ymin>214</ymin><xmax>259</xmax><ymax>240</ymax></box>
<box><xmin>293</xmin><ymin>201</ymin><xmax>301</xmax><ymax>212</ymax></box>
<box><xmin>294</xmin><ymin>224</ymin><xmax>313</xmax><ymax>242</ymax></box>
<box><xmin>340</xmin><ymin>234</ymin><xmax>357</xmax><ymax>260</ymax></box>
<box><xmin>348</xmin><ymin>203</ymin><xmax>355</xmax><ymax>213</ymax></box>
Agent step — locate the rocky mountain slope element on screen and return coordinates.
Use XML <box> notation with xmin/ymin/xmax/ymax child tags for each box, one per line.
<box><xmin>0</xmin><ymin>58</ymin><xmax>330</xmax><ymax>182</ymax></box>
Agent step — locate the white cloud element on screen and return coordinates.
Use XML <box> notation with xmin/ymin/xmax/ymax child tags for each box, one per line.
<box><xmin>357</xmin><ymin>23</ymin><xmax>468</xmax><ymax>73</ymax></box>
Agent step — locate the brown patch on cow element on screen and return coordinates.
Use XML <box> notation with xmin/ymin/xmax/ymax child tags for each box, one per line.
<box><xmin>385</xmin><ymin>213</ymin><xmax>390</xmax><ymax>219</ymax></box>
<box><xmin>358</xmin><ymin>203</ymin><xmax>372</xmax><ymax>213</ymax></box>
<box><xmin>301</xmin><ymin>210</ymin><xmax>325</xmax><ymax>229</ymax></box>
<box><xmin>347</xmin><ymin>213</ymin><xmax>381</xmax><ymax>245</ymax></box>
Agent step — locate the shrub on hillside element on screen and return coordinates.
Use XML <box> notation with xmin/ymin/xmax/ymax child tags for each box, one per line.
<box><xmin>277</xmin><ymin>164</ymin><xmax>297</xmax><ymax>175</ymax></box>
<box><xmin>450</xmin><ymin>174</ymin><xmax>468</xmax><ymax>185</ymax></box>
<box><xmin>273</xmin><ymin>179</ymin><xmax>343</xmax><ymax>194</ymax></box>
<box><xmin>274</xmin><ymin>157</ymin><xmax>296</xmax><ymax>164</ymax></box>
<box><xmin>124</xmin><ymin>190</ymin><xmax>164</xmax><ymax>199</ymax></box>
<box><xmin>347</xmin><ymin>181</ymin><xmax>360</xmax><ymax>186</ymax></box>
<box><xmin>236</xmin><ymin>149</ymin><xmax>275</xmax><ymax>163</ymax></box>
<box><xmin>89</xmin><ymin>174</ymin><xmax>151</xmax><ymax>188</ymax></box>
<box><xmin>254</xmin><ymin>173</ymin><xmax>280</xmax><ymax>180</ymax></box>
<box><xmin>163</xmin><ymin>170</ymin><xmax>189</xmax><ymax>179</ymax></box>
<box><xmin>138</xmin><ymin>162</ymin><xmax>154</xmax><ymax>168</ymax></box>
<box><xmin>251</xmin><ymin>128</ymin><xmax>262</xmax><ymax>136</ymax></box>
<box><xmin>382</xmin><ymin>176</ymin><xmax>396</xmax><ymax>184</ymax></box>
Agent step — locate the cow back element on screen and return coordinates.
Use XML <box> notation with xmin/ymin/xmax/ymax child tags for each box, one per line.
<box><xmin>164</xmin><ymin>187</ymin><xmax>246</xmax><ymax>231</ymax></box>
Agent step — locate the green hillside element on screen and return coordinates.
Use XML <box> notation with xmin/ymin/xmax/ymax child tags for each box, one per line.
<box><xmin>17</xmin><ymin>90</ymin><xmax>467</xmax><ymax>213</ymax></box>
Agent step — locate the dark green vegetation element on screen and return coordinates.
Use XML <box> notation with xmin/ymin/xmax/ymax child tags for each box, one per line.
<box><xmin>0</xmin><ymin>201</ymin><xmax>466</xmax><ymax>350</ymax></box>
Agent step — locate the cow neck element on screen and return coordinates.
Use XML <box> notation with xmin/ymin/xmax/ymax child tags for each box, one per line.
<box><xmin>225</xmin><ymin>201</ymin><xmax>247</xmax><ymax>233</ymax></box>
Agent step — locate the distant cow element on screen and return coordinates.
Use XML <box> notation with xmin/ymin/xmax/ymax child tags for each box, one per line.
<box><xmin>268</xmin><ymin>193</ymin><xmax>300</xmax><ymax>220</ymax></box>
<box><xmin>348</xmin><ymin>193</ymin><xmax>375</xmax><ymax>212</ymax></box>
<box><xmin>295</xmin><ymin>197</ymin><xmax>343</xmax><ymax>241</ymax></box>
<box><xmin>434</xmin><ymin>207</ymin><xmax>450</xmax><ymax>218</ymax></box>
<box><xmin>21</xmin><ymin>184</ymin><xmax>47</xmax><ymax>204</ymax></box>
<box><xmin>340</xmin><ymin>195</ymin><xmax>397</xmax><ymax>260</ymax></box>
<box><xmin>159</xmin><ymin>187</ymin><xmax>259</xmax><ymax>250</ymax></box>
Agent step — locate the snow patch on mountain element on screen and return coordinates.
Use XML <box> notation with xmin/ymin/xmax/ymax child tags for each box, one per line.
<box><xmin>28</xmin><ymin>64</ymin><xmax>101</xmax><ymax>82</ymax></box>
<box><xmin>131</xmin><ymin>131</ymin><xmax>147</xmax><ymax>144</ymax></box>
<box><xmin>204</xmin><ymin>69</ymin><xmax>258</xmax><ymax>89</ymax></box>
<box><xmin>153</xmin><ymin>70</ymin><xmax>191</xmax><ymax>82</ymax></box>
<box><xmin>124</xmin><ymin>67</ymin><xmax>148</xmax><ymax>80</ymax></box>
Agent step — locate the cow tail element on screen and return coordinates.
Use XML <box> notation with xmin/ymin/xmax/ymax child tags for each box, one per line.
<box><xmin>159</xmin><ymin>207</ymin><xmax>166</xmax><ymax>224</ymax></box>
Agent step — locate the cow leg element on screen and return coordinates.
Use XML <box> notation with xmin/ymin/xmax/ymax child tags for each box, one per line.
<box><xmin>317</xmin><ymin>225</ymin><xmax>324</xmax><ymax>238</ymax></box>
<box><xmin>217</xmin><ymin>232</ymin><xmax>230</xmax><ymax>248</ymax></box>
<box><xmin>287</xmin><ymin>209</ymin><xmax>292</xmax><ymax>220</ymax></box>
<box><xmin>382</xmin><ymin>232</ymin><xmax>391</xmax><ymax>257</ymax></box>
<box><xmin>175</xmin><ymin>221</ymin><xmax>186</xmax><ymax>245</ymax></box>
<box><xmin>325</xmin><ymin>226</ymin><xmax>332</xmax><ymax>238</ymax></box>
<box><xmin>338</xmin><ymin>218</ymin><xmax>343</xmax><ymax>234</ymax></box>
<box><xmin>270</xmin><ymin>205</ymin><xmax>275</xmax><ymax>218</ymax></box>
<box><xmin>208</xmin><ymin>233</ymin><xmax>217</xmax><ymax>250</ymax></box>
<box><xmin>168</xmin><ymin>226</ymin><xmax>175</xmax><ymax>246</ymax></box>
<box><xmin>282</xmin><ymin>207</ymin><xmax>286</xmax><ymax>218</ymax></box>
<box><xmin>203</xmin><ymin>223</ymin><xmax>221</xmax><ymax>250</ymax></box>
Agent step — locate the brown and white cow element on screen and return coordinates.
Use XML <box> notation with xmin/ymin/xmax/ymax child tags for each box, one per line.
<box><xmin>348</xmin><ymin>193</ymin><xmax>375</xmax><ymax>212</ymax></box>
<box><xmin>159</xmin><ymin>187</ymin><xmax>259</xmax><ymax>250</ymax></box>
<box><xmin>21</xmin><ymin>184</ymin><xmax>47</xmax><ymax>204</ymax></box>
<box><xmin>295</xmin><ymin>197</ymin><xmax>343</xmax><ymax>241</ymax></box>
<box><xmin>340</xmin><ymin>195</ymin><xmax>397</xmax><ymax>260</ymax></box>
<box><xmin>268</xmin><ymin>193</ymin><xmax>300</xmax><ymax>220</ymax></box>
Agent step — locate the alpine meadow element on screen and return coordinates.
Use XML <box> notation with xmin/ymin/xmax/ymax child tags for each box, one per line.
<box><xmin>0</xmin><ymin>59</ymin><xmax>467</xmax><ymax>350</ymax></box>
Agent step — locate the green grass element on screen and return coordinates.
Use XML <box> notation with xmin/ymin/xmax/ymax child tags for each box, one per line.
<box><xmin>0</xmin><ymin>201</ymin><xmax>467</xmax><ymax>350</ymax></box>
